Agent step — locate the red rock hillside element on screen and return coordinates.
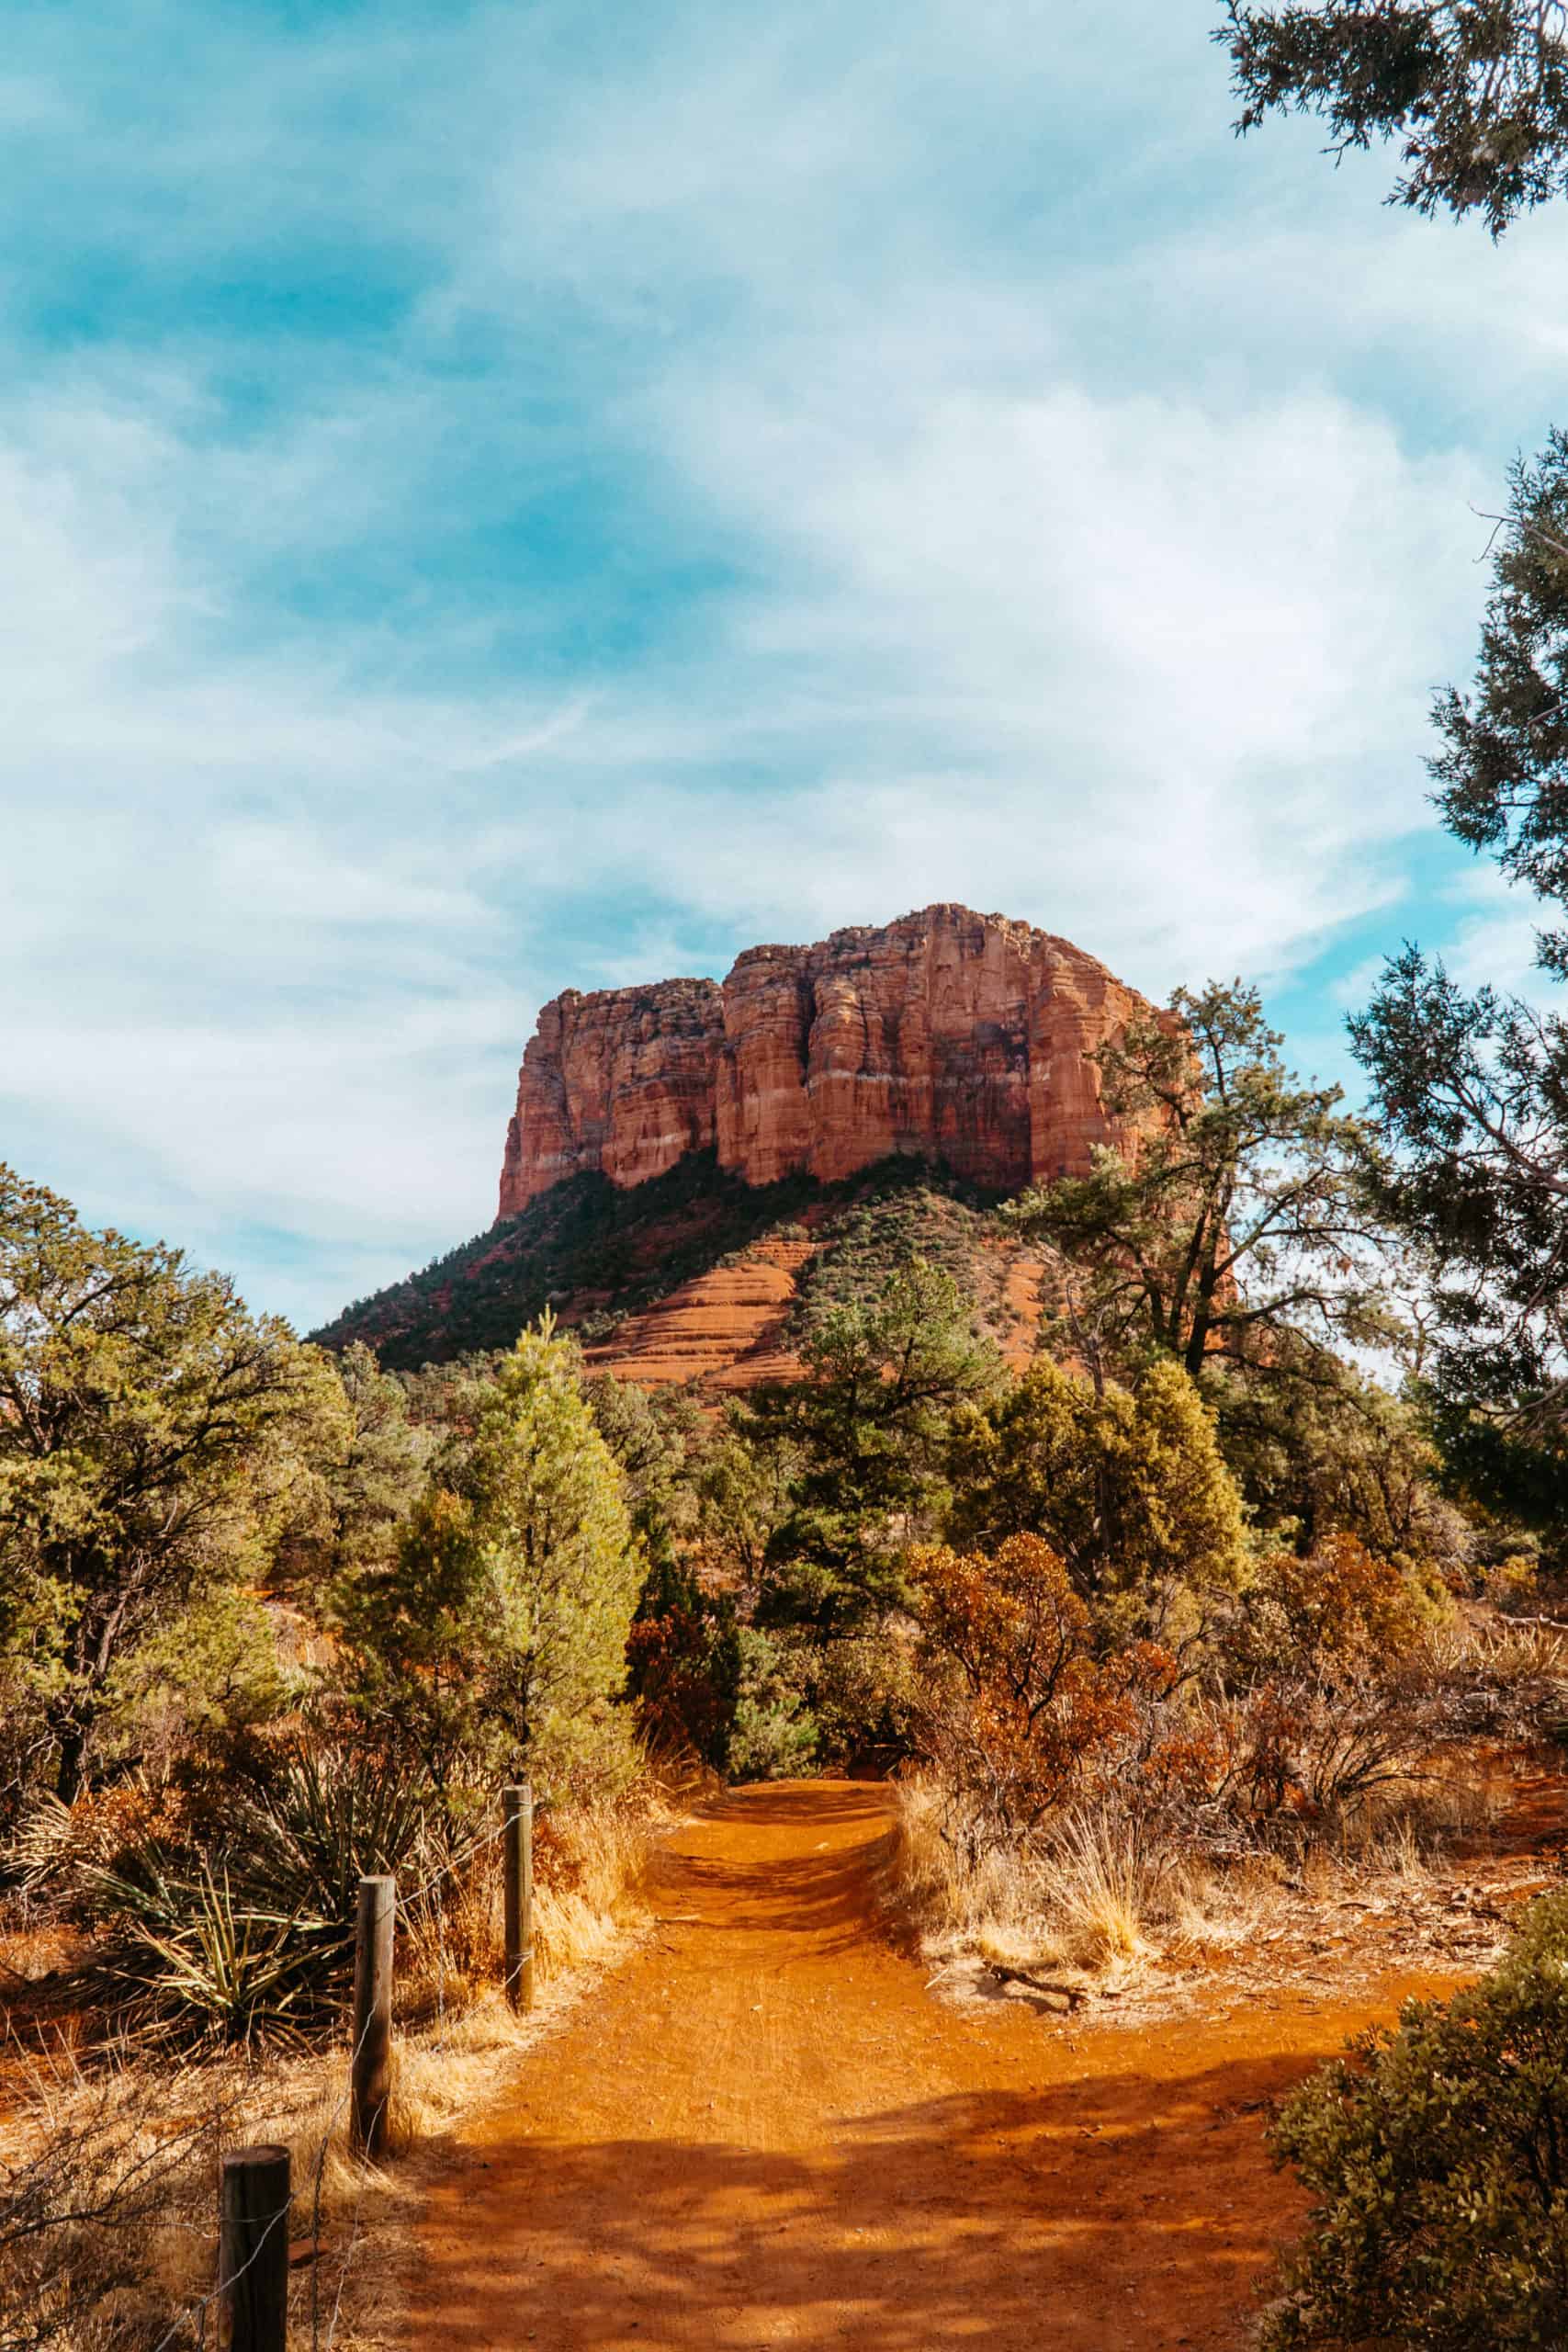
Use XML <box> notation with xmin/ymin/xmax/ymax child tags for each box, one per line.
<box><xmin>498</xmin><ymin>904</ymin><xmax>1155</xmax><ymax>1219</ymax></box>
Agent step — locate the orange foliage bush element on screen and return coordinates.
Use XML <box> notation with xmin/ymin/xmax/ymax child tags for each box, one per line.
<box><xmin>910</xmin><ymin>1536</ymin><xmax>1180</xmax><ymax>1831</ymax></box>
<box><xmin>625</xmin><ymin>1607</ymin><xmax>734</xmax><ymax>1767</ymax></box>
<box><xmin>910</xmin><ymin>1530</ymin><xmax>1439</xmax><ymax>1848</ymax></box>
<box><xmin>1257</xmin><ymin>1529</ymin><xmax>1438</xmax><ymax>1668</ymax></box>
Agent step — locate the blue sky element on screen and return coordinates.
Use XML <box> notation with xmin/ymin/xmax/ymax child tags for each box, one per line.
<box><xmin>4</xmin><ymin>0</ymin><xmax>1566</xmax><ymax>1330</ymax></box>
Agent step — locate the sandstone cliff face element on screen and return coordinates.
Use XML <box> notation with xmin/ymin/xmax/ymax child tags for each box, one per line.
<box><xmin>497</xmin><ymin>905</ymin><xmax>1153</xmax><ymax>1218</ymax></box>
<box><xmin>498</xmin><ymin>978</ymin><xmax>724</xmax><ymax>1209</ymax></box>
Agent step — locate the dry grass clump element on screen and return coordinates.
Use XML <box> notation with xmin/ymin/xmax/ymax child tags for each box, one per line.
<box><xmin>889</xmin><ymin>1759</ymin><xmax>1506</xmax><ymax>2000</ymax></box>
<box><xmin>1036</xmin><ymin>1810</ymin><xmax>1166</xmax><ymax>1963</ymax></box>
<box><xmin>893</xmin><ymin>1778</ymin><xmax>1249</xmax><ymax>1985</ymax></box>
<box><xmin>396</xmin><ymin>1788</ymin><xmax>662</xmax><ymax>2025</ymax></box>
<box><xmin>0</xmin><ymin>2035</ymin><xmax>380</xmax><ymax>2352</ymax></box>
<box><xmin>1416</xmin><ymin>1609</ymin><xmax>1568</xmax><ymax>1741</ymax></box>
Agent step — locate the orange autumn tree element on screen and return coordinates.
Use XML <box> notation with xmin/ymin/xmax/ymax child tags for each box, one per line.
<box><xmin>909</xmin><ymin>1533</ymin><xmax>1180</xmax><ymax>1835</ymax></box>
<box><xmin>1241</xmin><ymin>1529</ymin><xmax>1450</xmax><ymax>1683</ymax></box>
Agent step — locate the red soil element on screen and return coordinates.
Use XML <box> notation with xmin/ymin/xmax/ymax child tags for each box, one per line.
<box><xmin>583</xmin><ymin>1239</ymin><xmax>815</xmax><ymax>1392</ymax></box>
<box><xmin>995</xmin><ymin>1244</ymin><xmax>1049</xmax><ymax>1372</ymax></box>
<box><xmin>408</xmin><ymin>1781</ymin><xmax>1461</xmax><ymax>2350</ymax></box>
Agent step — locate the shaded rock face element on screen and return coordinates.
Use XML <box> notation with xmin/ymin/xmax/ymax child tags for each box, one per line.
<box><xmin>498</xmin><ymin>905</ymin><xmax>1154</xmax><ymax>1218</ymax></box>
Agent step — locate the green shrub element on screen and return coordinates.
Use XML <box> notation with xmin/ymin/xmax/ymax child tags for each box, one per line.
<box><xmin>726</xmin><ymin>1629</ymin><xmax>818</xmax><ymax>1781</ymax></box>
<box><xmin>1265</xmin><ymin>1889</ymin><xmax>1568</xmax><ymax>2349</ymax></box>
<box><xmin>946</xmin><ymin>1354</ymin><xmax>1248</xmax><ymax>1645</ymax></box>
<box><xmin>806</xmin><ymin>1627</ymin><xmax>919</xmax><ymax>1768</ymax></box>
<box><xmin>339</xmin><ymin>1318</ymin><xmax>644</xmax><ymax>1789</ymax></box>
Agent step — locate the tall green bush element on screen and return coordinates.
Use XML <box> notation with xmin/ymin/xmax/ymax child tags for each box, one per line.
<box><xmin>341</xmin><ymin>1317</ymin><xmax>643</xmax><ymax>1791</ymax></box>
<box><xmin>742</xmin><ymin>1258</ymin><xmax>1001</xmax><ymax>1631</ymax></box>
<box><xmin>946</xmin><ymin>1355</ymin><xmax>1248</xmax><ymax>1645</ymax></box>
<box><xmin>0</xmin><ymin>1163</ymin><xmax>344</xmax><ymax>1806</ymax></box>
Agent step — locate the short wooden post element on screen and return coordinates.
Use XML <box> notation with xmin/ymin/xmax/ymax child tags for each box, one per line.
<box><xmin>502</xmin><ymin>1781</ymin><xmax>534</xmax><ymax>2012</ymax></box>
<box><xmin>220</xmin><ymin>2143</ymin><xmax>290</xmax><ymax>2352</ymax></box>
<box><xmin>351</xmin><ymin>1874</ymin><xmax>395</xmax><ymax>2157</ymax></box>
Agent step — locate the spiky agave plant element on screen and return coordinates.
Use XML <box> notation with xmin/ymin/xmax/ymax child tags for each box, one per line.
<box><xmin>92</xmin><ymin>1854</ymin><xmax>331</xmax><ymax>2046</ymax></box>
<box><xmin>238</xmin><ymin>1736</ymin><xmax>433</xmax><ymax>1939</ymax></box>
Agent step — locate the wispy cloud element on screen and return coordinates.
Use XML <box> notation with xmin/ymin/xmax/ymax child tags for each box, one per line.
<box><xmin>2</xmin><ymin>0</ymin><xmax>1563</xmax><ymax>1325</ymax></box>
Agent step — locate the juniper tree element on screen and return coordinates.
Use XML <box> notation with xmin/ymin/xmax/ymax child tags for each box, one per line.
<box><xmin>1219</xmin><ymin>0</ymin><xmax>1568</xmax><ymax>235</ymax></box>
<box><xmin>0</xmin><ymin>1165</ymin><xmax>343</xmax><ymax>1803</ymax></box>
<box><xmin>1349</xmin><ymin>435</ymin><xmax>1568</xmax><ymax>1531</ymax></box>
<box><xmin>741</xmin><ymin>1259</ymin><xmax>1002</xmax><ymax>1632</ymax></box>
<box><xmin>342</xmin><ymin>1317</ymin><xmax>643</xmax><ymax>1789</ymax></box>
<box><xmin>1008</xmin><ymin>980</ymin><xmax>1392</xmax><ymax>1386</ymax></box>
<box><xmin>945</xmin><ymin>1355</ymin><xmax>1249</xmax><ymax>1646</ymax></box>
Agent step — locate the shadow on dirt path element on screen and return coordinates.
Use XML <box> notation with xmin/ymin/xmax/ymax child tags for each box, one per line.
<box><xmin>409</xmin><ymin>1780</ymin><xmax>1452</xmax><ymax>2351</ymax></box>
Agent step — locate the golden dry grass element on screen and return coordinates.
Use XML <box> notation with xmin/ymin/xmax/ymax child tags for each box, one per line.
<box><xmin>892</xmin><ymin>1776</ymin><xmax>1277</xmax><ymax>1993</ymax></box>
<box><xmin>890</xmin><ymin>1746</ymin><xmax>1509</xmax><ymax>2007</ymax></box>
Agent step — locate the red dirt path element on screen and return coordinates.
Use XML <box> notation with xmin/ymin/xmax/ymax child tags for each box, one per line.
<box><xmin>409</xmin><ymin>1781</ymin><xmax>1460</xmax><ymax>2350</ymax></box>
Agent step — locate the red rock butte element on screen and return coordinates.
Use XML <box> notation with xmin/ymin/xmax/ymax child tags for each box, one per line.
<box><xmin>497</xmin><ymin>904</ymin><xmax>1156</xmax><ymax>1220</ymax></box>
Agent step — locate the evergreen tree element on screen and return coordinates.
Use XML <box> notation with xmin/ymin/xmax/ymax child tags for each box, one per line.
<box><xmin>1428</xmin><ymin>428</ymin><xmax>1568</xmax><ymax>944</ymax></box>
<box><xmin>585</xmin><ymin>1371</ymin><xmax>702</xmax><ymax>1576</ymax></box>
<box><xmin>0</xmin><ymin>1165</ymin><xmax>343</xmax><ymax>1803</ymax></box>
<box><xmin>1009</xmin><ymin>980</ymin><xmax>1390</xmax><ymax>1384</ymax></box>
<box><xmin>742</xmin><ymin>1260</ymin><xmax>1002</xmax><ymax>1631</ymax></box>
<box><xmin>945</xmin><ymin>1355</ymin><xmax>1249</xmax><ymax>1646</ymax></box>
<box><xmin>1219</xmin><ymin>1</ymin><xmax>1568</xmax><ymax>234</ymax></box>
<box><xmin>1202</xmin><ymin>1335</ymin><xmax>1468</xmax><ymax>1566</ymax></box>
<box><xmin>343</xmin><ymin>1317</ymin><xmax>643</xmax><ymax>1788</ymax></box>
<box><xmin>276</xmin><ymin>1340</ymin><xmax>430</xmax><ymax>1599</ymax></box>
<box><xmin>1348</xmin><ymin>434</ymin><xmax>1568</xmax><ymax>1532</ymax></box>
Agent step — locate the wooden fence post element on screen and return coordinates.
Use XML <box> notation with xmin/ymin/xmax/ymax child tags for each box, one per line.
<box><xmin>220</xmin><ymin>2143</ymin><xmax>290</xmax><ymax>2352</ymax></box>
<box><xmin>502</xmin><ymin>1781</ymin><xmax>534</xmax><ymax>2012</ymax></box>
<box><xmin>351</xmin><ymin>1873</ymin><xmax>395</xmax><ymax>2157</ymax></box>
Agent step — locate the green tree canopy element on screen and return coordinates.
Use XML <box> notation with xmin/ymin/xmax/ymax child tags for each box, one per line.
<box><xmin>1219</xmin><ymin>1</ymin><xmax>1568</xmax><ymax>235</ymax></box>
<box><xmin>1348</xmin><ymin>433</ymin><xmax>1568</xmax><ymax>1531</ymax></box>
<box><xmin>945</xmin><ymin>1355</ymin><xmax>1249</xmax><ymax>1647</ymax></box>
<box><xmin>1201</xmin><ymin>1333</ymin><xmax>1470</xmax><ymax>1566</ymax></box>
<box><xmin>1428</xmin><ymin>428</ymin><xmax>1568</xmax><ymax>944</ymax></box>
<box><xmin>0</xmin><ymin>1164</ymin><xmax>343</xmax><ymax>1803</ymax></box>
<box><xmin>276</xmin><ymin>1339</ymin><xmax>429</xmax><ymax>1598</ymax></box>
<box><xmin>585</xmin><ymin>1371</ymin><xmax>703</xmax><ymax>1576</ymax></box>
<box><xmin>341</xmin><ymin>1317</ymin><xmax>643</xmax><ymax>1791</ymax></box>
<box><xmin>741</xmin><ymin>1259</ymin><xmax>1002</xmax><ymax>1631</ymax></box>
<box><xmin>1009</xmin><ymin>980</ymin><xmax>1390</xmax><ymax>1384</ymax></box>
<box><xmin>693</xmin><ymin>1415</ymin><xmax>803</xmax><ymax>1610</ymax></box>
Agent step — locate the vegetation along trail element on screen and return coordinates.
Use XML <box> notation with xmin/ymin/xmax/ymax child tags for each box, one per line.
<box><xmin>411</xmin><ymin>1781</ymin><xmax>1454</xmax><ymax>2350</ymax></box>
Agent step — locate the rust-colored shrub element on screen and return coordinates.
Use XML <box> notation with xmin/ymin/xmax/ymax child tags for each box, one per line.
<box><xmin>909</xmin><ymin>1536</ymin><xmax>1149</xmax><ymax>1832</ymax></box>
<box><xmin>1256</xmin><ymin>1530</ymin><xmax>1441</xmax><ymax>1670</ymax></box>
<box><xmin>626</xmin><ymin>1606</ymin><xmax>736</xmax><ymax>1768</ymax></box>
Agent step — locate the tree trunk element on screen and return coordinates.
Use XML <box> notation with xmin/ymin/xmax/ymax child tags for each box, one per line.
<box><xmin>53</xmin><ymin>1719</ymin><xmax>87</xmax><ymax>1804</ymax></box>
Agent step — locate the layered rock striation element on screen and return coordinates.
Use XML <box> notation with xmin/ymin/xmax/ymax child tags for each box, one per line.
<box><xmin>497</xmin><ymin>905</ymin><xmax>1155</xmax><ymax>1219</ymax></box>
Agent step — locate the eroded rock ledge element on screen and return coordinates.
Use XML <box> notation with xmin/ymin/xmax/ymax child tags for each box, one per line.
<box><xmin>497</xmin><ymin>903</ymin><xmax>1153</xmax><ymax>1218</ymax></box>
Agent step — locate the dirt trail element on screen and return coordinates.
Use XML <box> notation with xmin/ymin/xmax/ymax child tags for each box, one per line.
<box><xmin>411</xmin><ymin>1781</ymin><xmax>1454</xmax><ymax>2351</ymax></box>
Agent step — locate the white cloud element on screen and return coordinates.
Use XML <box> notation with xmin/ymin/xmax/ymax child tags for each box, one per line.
<box><xmin>0</xmin><ymin>0</ymin><xmax>1560</xmax><ymax>1325</ymax></box>
<box><xmin>1443</xmin><ymin>866</ymin><xmax>1566</xmax><ymax>1005</ymax></box>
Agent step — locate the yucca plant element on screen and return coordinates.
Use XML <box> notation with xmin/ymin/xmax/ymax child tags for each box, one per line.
<box><xmin>238</xmin><ymin>1736</ymin><xmax>432</xmax><ymax>1940</ymax></box>
<box><xmin>93</xmin><ymin>1855</ymin><xmax>331</xmax><ymax>2046</ymax></box>
<box><xmin>87</xmin><ymin>1737</ymin><xmax>438</xmax><ymax>2045</ymax></box>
